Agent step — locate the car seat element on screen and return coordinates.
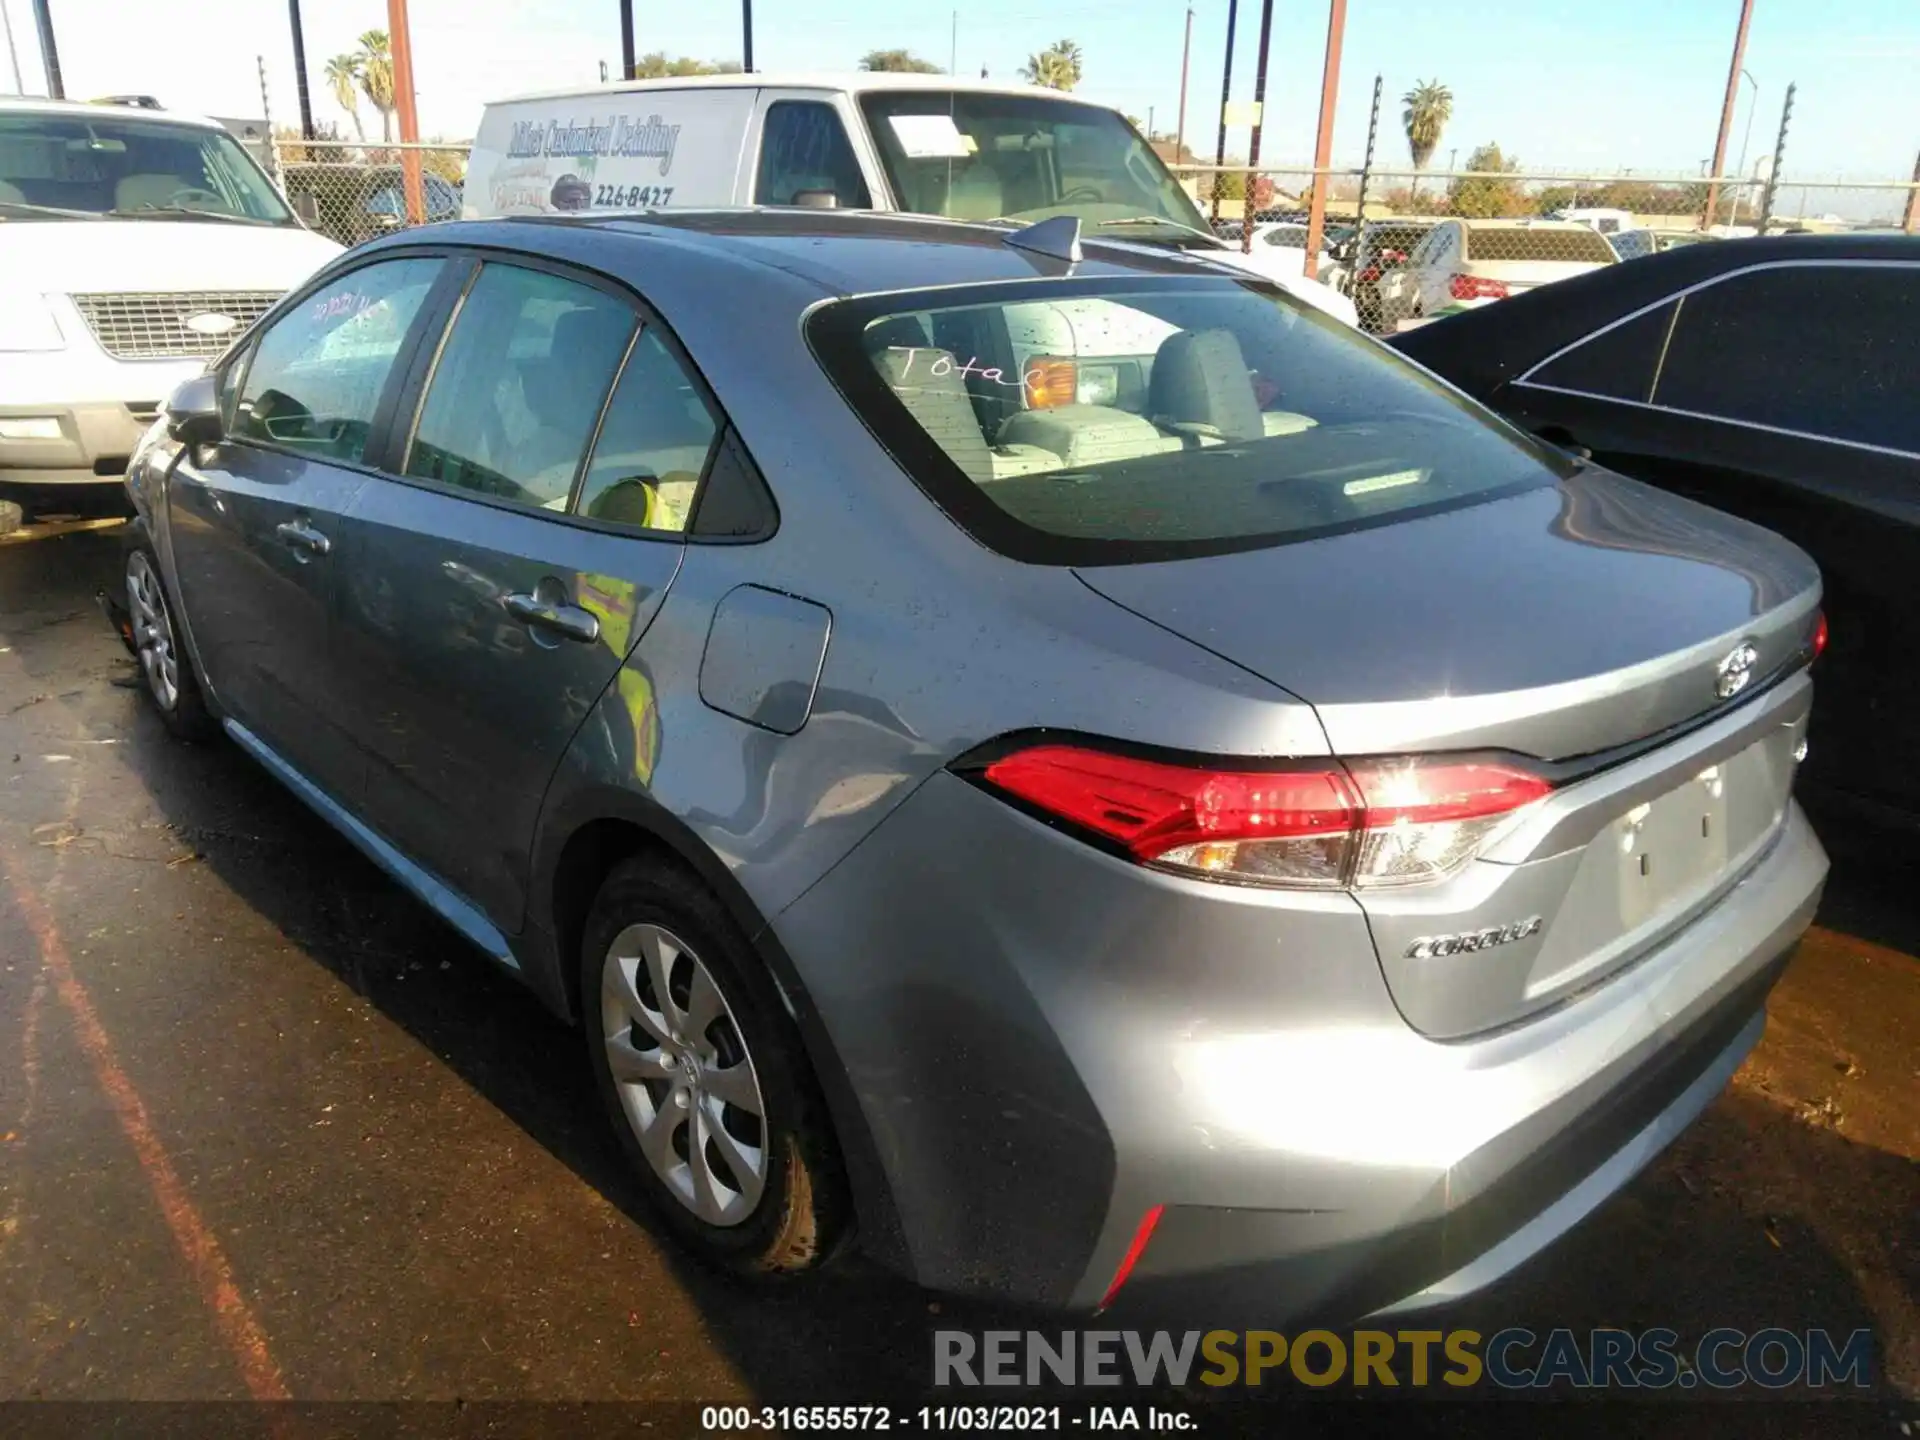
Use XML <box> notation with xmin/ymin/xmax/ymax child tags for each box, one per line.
<box><xmin>1146</xmin><ymin>328</ymin><xmax>1264</xmax><ymax>442</ymax></box>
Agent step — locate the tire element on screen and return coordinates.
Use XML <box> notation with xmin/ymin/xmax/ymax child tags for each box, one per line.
<box><xmin>124</xmin><ymin>543</ymin><xmax>216</xmax><ymax>741</ymax></box>
<box><xmin>581</xmin><ymin>857</ymin><xmax>846</xmax><ymax>1277</ymax></box>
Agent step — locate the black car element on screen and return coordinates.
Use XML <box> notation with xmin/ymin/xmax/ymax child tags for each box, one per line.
<box><xmin>1389</xmin><ymin>233</ymin><xmax>1920</xmax><ymax>827</ymax></box>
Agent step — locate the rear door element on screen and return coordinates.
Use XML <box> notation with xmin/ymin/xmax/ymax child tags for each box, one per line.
<box><xmin>165</xmin><ymin>254</ymin><xmax>445</xmax><ymax>794</ymax></box>
<box><xmin>330</xmin><ymin>254</ymin><xmax>724</xmax><ymax>932</ymax></box>
<box><xmin>1505</xmin><ymin>260</ymin><xmax>1920</xmax><ymax>813</ymax></box>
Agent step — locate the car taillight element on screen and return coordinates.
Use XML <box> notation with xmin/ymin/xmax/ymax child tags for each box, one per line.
<box><xmin>977</xmin><ymin>744</ymin><xmax>1552</xmax><ymax>889</ymax></box>
<box><xmin>1449</xmin><ymin>274</ymin><xmax>1511</xmax><ymax>300</ymax></box>
<box><xmin>1357</xmin><ymin>265</ymin><xmax>1382</xmax><ymax>282</ymax></box>
<box><xmin>1812</xmin><ymin>610</ymin><xmax>1828</xmax><ymax>661</ymax></box>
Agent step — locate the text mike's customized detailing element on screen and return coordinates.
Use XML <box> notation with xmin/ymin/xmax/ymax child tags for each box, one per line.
<box><xmin>506</xmin><ymin>115</ymin><xmax>682</xmax><ymax>175</ymax></box>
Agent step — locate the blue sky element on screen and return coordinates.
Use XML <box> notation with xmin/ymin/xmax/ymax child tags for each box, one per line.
<box><xmin>2</xmin><ymin>0</ymin><xmax>1915</xmax><ymax>180</ymax></box>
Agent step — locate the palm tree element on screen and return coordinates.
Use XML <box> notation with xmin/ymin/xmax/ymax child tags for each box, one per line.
<box><xmin>1402</xmin><ymin>79</ymin><xmax>1453</xmax><ymax>176</ymax></box>
<box><xmin>324</xmin><ymin>54</ymin><xmax>365</xmax><ymax>141</ymax></box>
<box><xmin>1020</xmin><ymin>39</ymin><xmax>1083</xmax><ymax>91</ymax></box>
<box><xmin>357</xmin><ymin>29</ymin><xmax>396</xmax><ymax>143</ymax></box>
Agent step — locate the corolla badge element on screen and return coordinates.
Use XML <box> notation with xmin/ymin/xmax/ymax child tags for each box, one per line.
<box><xmin>183</xmin><ymin>311</ymin><xmax>239</xmax><ymax>337</ymax></box>
<box><xmin>1715</xmin><ymin>641</ymin><xmax>1760</xmax><ymax>701</ymax></box>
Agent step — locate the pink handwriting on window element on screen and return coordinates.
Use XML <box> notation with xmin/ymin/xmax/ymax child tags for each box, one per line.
<box><xmin>887</xmin><ymin>346</ymin><xmax>1035</xmax><ymax>391</ymax></box>
<box><xmin>311</xmin><ymin>291</ymin><xmax>377</xmax><ymax>322</ymax></box>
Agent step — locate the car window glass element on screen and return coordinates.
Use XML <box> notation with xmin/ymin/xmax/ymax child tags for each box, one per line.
<box><xmin>1654</xmin><ymin>264</ymin><xmax>1920</xmax><ymax>453</ymax></box>
<box><xmin>575</xmin><ymin>328</ymin><xmax>721</xmax><ymax>532</ymax></box>
<box><xmin>405</xmin><ymin>263</ymin><xmax>637</xmax><ymax>510</ymax></box>
<box><xmin>755</xmin><ymin>101</ymin><xmax>872</xmax><ymax>209</ymax></box>
<box><xmin>232</xmin><ymin>257</ymin><xmax>441</xmax><ymax>462</ymax></box>
<box><xmin>1529</xmin><ymin>300</ymin><xmax>1677</xmax><ymax>403</ymax></box>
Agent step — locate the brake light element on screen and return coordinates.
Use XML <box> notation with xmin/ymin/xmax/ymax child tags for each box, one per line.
<box><xmin>978</xmin><ymin>745</ymin><xmax>1551</xmax><ymax>889</ymax></box>
<box><xmin>1357</xmin><ymin>265</ymin><xmax>1382</xmax><ymax>282</ymax></box>
<box><xmin>1023</xmin><ymin>357</ymin><xmax>1077</xmax><ymax>410</ymax></box>
<box><xmin>1812</xmin><ymin>610</ymin><xmax>1828</xmax><ymax>661</ymax></box>
<box><xmin>1449</xmin><ymin>273</ymin><xmax>1511</xmax><ymax>300</ymax></box>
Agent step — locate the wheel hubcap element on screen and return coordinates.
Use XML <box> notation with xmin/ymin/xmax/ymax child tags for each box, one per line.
<box><xmin>125</xmin><ymin>552</ymin><xmax>179</xmax><ymax>711</ymax></box>
<box><xmin>600</xmin><ymin>923</ymin><xmax>768</xmax><ymax>1227</ymax></box>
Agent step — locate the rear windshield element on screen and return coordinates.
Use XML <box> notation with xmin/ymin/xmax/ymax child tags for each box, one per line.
<box><xmin>1464</xmin><ymin>228</ymin><xmax>1617</xmax><ymax>263</ymax></box>
<box><xmin>809</xmin><ymin>276</ymin><xmax>1568</xmax><ymax>564</ymax></box>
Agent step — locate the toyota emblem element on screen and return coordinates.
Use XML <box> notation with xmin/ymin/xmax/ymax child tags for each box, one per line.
<box><xmin>1714</xmin><ymin>642</ymin><xmax>1760</xmax><ymax>701</ymax></box>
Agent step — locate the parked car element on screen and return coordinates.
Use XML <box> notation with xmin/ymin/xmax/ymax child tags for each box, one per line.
<box><xmin>1379</xmin><ymin>218</ymin><xmax>1620</xmax><ymax>328</ymax></box>
<box><xmin>464</xmin><ymin>73</ymin><xmax>1357</xmax><ymax>325</ymax></box>
<box><xmin>118</xmin><ymin>210</ymin><xmax>1825</xmax><ymax>1321</ymax></box>
<box><xmin>1608</xmin><ymin>228</ymin><xmax>1657</xmax><ymax>261</ymax></box>
<box><xmin>1552</xmin><ymin>206</ymin><xmax>1636</xmax><ymax>236</ymax></box>
<box><xmin>1341</xmin><ymin>218</ymin><xmax>1438</xmax><ymax>333</ymax></box>
<box><xmin>0</xmin><ymin>97</ymin><xmax>341</xmax><ymax>509</ymax></box>
<box><xmin>281</xmin><ymin>162</ymin><xmax>463</xmax><ymax>246</ymax></box>
<box><xmin>1389</xmin><ymin>232</ymin><xmax>1911</xmax><ymax>826</ymax></box>
<box><xmin>1247</xmin><ymin>220</ymin><xmax>1349</xmax><ymax>279</ymax></box>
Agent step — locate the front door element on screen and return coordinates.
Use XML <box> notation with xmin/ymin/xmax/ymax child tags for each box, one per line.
<box><xmin>333</xmin><ymin>257</ymin><xmax>721</xmax><ymax>931</ymax></box>
<box><xmin>165</xmin><ymin>255</ymin><xmax>445</xmax><ymax>795</ymax></box>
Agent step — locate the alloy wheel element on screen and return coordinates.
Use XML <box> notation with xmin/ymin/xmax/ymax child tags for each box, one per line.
<box><xmin>126</xmin><ymin>551</ymin><xmax>180</xmax><ymax>712</ymax></box>
<box><xmin>600</xmin><ymin>922</ymin><xmax>769</xmax><ymax>1227</ymax></box>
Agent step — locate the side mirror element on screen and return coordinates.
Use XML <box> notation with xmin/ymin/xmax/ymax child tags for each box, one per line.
<box><xmin>165</xmin><ymin>373</ymin><xmax>223</xmax><ymax>447</ymax></box>
<box><xmin>291</xmin><ymin>191</ymin><xmax>320</xmax><ymax>226</ymax></box>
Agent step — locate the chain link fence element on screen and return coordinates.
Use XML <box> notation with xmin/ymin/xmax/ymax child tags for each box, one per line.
<box><xmin>1170</xmin><ymin>163</ymin><xmax>1920</xmax><ymax>335</ymax></box>
<box><xmin>270</xmin><ymin>139</ymin><xmax>470</xmax><ymax>248</ymax></box>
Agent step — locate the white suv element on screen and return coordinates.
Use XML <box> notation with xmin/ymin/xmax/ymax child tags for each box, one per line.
<box><xmin>0</xmin><ymin>98</ymin><xmax>341</xmax><ymax>502</ymax></box>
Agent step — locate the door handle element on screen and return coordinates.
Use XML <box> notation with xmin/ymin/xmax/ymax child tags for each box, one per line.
<box><xmin>274</xmin><ymin>519</ymin><xmax>331</xmax><ymax>556</ymax></box>
<box><xmin>502</xmin><ymin>591</ymin><xmax>600</xmax><ymax>644</ymax></box>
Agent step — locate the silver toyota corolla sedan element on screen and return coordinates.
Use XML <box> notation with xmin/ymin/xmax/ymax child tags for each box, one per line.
<box><xmin>118</xmin><ymin>210</ymin><xmax>1828</xmax><ymax>1321</ymax></box>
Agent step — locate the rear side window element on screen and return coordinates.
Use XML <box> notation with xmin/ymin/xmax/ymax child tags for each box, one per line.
<box><xmin>810</xmin><ymin>277</ymin><xmax>1569</xmax><ymax>564</ymax></box>
<box><xmin>1462</xmin><ymin>228</ymin><xmax>1618</xmax><ymax>264</ymax></box>
<box><xmin>405</xmin><ymin>263</ymin><xmax>636</xmax><ymax>510</ymax></box>
<box><xmin>576</xmin><ymin>329</ymin><xmax>721</xmax><ymax>532</ymax></box>
<box><xmin>1528</xmin><ymin>300</ymin><xmax>1677</xmax><ymax>403</ymax></box>
<box><xmin>755</xmin><ymin>102</ymin><xmax>871</xmax><ymax>209</ymax></box>
<box><xmin>1654</xmin><ymin>264</ymin><xmax>1920</xmax><ymax>454</ymax></box>
<box><xmin>233</xmin><ymin>257</ymin><xmax>441</xmax><ymax>462</ymax></box>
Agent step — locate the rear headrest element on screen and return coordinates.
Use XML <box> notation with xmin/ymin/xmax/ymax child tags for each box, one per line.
<box><xmin>1147</xmin><ymin>328</ymin><xmax>1263</xmax><ymax>442</ymax></box>
<box><xmin>874</xmin><ymin>345</ymin><xmax>992</xmax><ymax>483</ymax></box>
<box><xmin>522</xmin><ymin>306</ymin><xmax>633</xmax><ymax>425</ymax></box>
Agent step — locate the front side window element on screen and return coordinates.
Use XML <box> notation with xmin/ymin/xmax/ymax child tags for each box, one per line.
<box><xmin>755</xmin><ymin>102</ymin><xmax>872</xmax><ymax>209</ymax></box>
<box><xmin>405</xmin><ymin>264</ymin><xmax>636</xmax><ymax>510</ymax></box>
<box><xmin>233</xmin><ymin>258</ymin><xmax>442</xmax><ymax>462</ymax></box>
<box><xmin>811</xmin><ymin>277</ymin><xmax>1569</xmax><ymax>562</ymax></box>
<box><xmin>0</xmin><ymin>111</ymin><xmax>293</xmax><ymax>224</ymax></box>
<box><xmin>858</xmin><ymin>90</ymin><xmax>1205</xmax><ymax>231</ymax></box>
<box><xmin>1652</xmin><ymin>263</ymin><xmax>1920</xmax><ymax>454</ymax></box>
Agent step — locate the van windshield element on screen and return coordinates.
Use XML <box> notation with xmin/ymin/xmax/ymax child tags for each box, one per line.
<box><xmin>858</xmin><ymin>90</ymin><xmax>1207</xmax><ymax>232</ymax></box>
<box><xmin>0</xmin><ymin>111</ymin><xmax>293</xmax><ymax>225</ymax></box>
<box><xmin>808</xmin><ymin>276</ymin><xmax>1569</xmax><ymax>564</ymax></box>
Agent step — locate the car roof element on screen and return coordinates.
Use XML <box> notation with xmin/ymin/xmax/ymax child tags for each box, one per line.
<box><xmin>425</xmin><ymin>208</ymin><xmax>1232</xmax><ymax>299</ymax></box>
<box><xmin>1388</xmin><ymin>232</ymin><xmax>1920</xmax><ymax>395</ymax></box>
<box><xmin>488</xmin><ymin>72</ymin><xmax>1094</xmax><ymax>108</ymax></box>
<box><xmin>0</xmin><ymin>95</ymin><xmax>224</xmax><ymax>130</ymax></box>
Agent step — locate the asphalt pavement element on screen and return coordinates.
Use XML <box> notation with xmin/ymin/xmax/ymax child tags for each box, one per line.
<box><xmin>1</xmin><ymin>523</ymin><xmax>1914</xmax><ymax>1438</ymax></box>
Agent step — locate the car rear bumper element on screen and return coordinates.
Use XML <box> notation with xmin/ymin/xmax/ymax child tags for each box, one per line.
<box><xmin>773</xmin><ymin>772</ymin><xmax>1825</xmax><ymax>1318</ymax></box>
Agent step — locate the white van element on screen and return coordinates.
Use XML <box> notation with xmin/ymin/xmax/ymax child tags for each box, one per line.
<box><xmin>466</xmin><ymin>74</ymin><xmax>1357</xmax><ymax>326</ymax></box>
<box><xmin>0</xmin><ymin>98</ymin><xmax>342</xmax><ymax>501</ymax></box>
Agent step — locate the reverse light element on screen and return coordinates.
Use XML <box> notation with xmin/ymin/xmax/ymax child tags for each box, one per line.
<box><xmin>1449</xmin><ymin>273</ymin><xmax>1511</xmax><ymax>301</ymax></box>
<box><xmin>978</xmin><ymin>744</ymin><xmax>1552</xmax><ymax>890</ymax></box>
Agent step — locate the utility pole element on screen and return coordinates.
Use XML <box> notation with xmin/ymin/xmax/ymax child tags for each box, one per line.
<box><xmin>620</xmin><ymin>0</ymin><xmax>635</xmax><ymax>79</ymax></box>
<box><xmin>1703</xmin><ymin>0</ymin><xmax>1756</xmax><ymax>229</ymax></box>
<box><xmin>1241</xmin><ymin>0</ymin><xmax>1276</xmax><ymax>254</ymax></box>
<box><xmin>3</xmin><ymin>0</ymin><xmax>26</xmax><ymax>95</ymax></box>
<box><xmin>387</xmin><ymin>0</ymin><xmax>426</xmax><ymax>224</ymax></box>
<box><xmin>28</xmin><ymin>0</ymin><xmax>59</xmax><ymax>98</ymax></box>
<box><xmin>287</xmin><ymin>0</ymin><xmax>316</xmax><ymax>140</ymax></box>
<box><xmin>1904</xmin><ymin>148</ymin><xmax>1920</xmax><ymax>234</ymax></box>
<box><xmin>1175</xmin><ymin>5</ymin><xmax>1193</xmax><ymax>158</ymax></box>
<box><xmin>1756</xmin><ymin>81</ymin><xmax>1793</xmax><ymax>235</ymax></box>
<box><xmin>1209</xmin><ymin>0</ymin><xmax>1240</xmax><ymax>224</ymax></box>
<box><xmin>1354</xmin><ymin>75</ymin><xmax>1382</xmax><ymax>233</ymax></box>
<box><xmin>742</xmin><ymin>0</ymin><xmax>754</xmax><ymax>73</ymax></box>
<box><xmin>1731</xmin><ymin>68</ymin><xmax>1757</xmax><ymax>222</ymax></box>
<box><xmin>1301</xmin><ymin>0</ymin><xmax>1347</xmax><ymax>280</ymax></box>
<box><xmin>950</xmin><ymin>12</ymin><xmax>957</xmax><ymax>76</ymax></box>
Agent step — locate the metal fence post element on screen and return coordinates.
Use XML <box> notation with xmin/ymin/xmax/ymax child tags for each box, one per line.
<box><xmin>1756</xmin><ymin>82</ymin><xmax>1794</xmax><ymax>235</ymax></box>
<box><xmin>1354</xmin><ymin>74</ymin><xmax>1382</xmax><ymax>229</ymax></box>
<box><xmin>1904</xmin><ymin>149</ymin><xmax>1920</xmax><ymax>234</ymax></box>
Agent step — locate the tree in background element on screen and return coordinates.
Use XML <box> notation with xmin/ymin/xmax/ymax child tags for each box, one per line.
<box><xmin>356</xmin><ymin>30</ymin><xmax>396</xmax><ymax>142</ymax></box>
<box><xmin>634</xmin><ymin>52</ymin><xmax>744</xmax><ymax>77</ymax></box>
<box><xmin>1449</xmin><ymin>142</ymin><xmax>1527</xmax><ymax>217</ymax></box>
<box><xmin>1020</xmin><ymin>39</ymin><xmax>1083</xmax><ymax>90</ymax></box>
<box><xmin>860</xmin><ymin>49</ymin><xmax>941</xmax><ymax>73</ymax></box>
<box><xmin>324</xmin><ymin>54</ymin><xmax>365</xmax><ymax>142</ymax></box>
<box><xmin>1401</xmin><ymin>79</ymin><xmax>1453</xmax><ymax>194</ymax></box>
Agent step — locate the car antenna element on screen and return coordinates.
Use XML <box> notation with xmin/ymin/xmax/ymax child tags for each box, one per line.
<box><xmin>1003</xmin><ymin>215</ymin><xmax>1082</xmax><ymax>264</ymax></box>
